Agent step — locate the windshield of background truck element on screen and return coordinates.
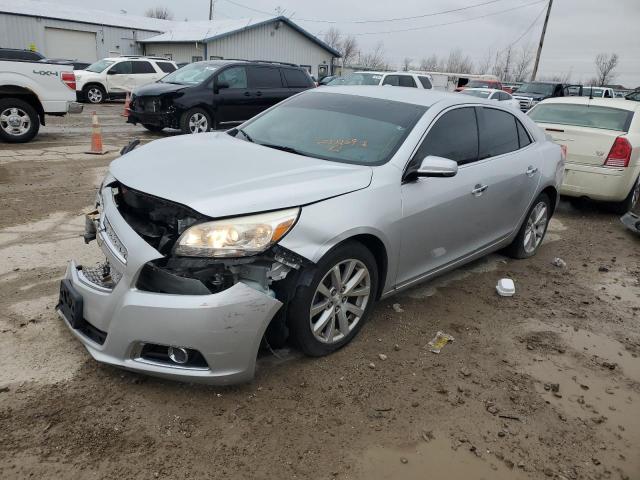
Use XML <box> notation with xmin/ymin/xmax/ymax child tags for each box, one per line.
<box><xmin>517</xmin><ymin>83</ymin><xmax>555</xmax><ymax>96</ymax></box>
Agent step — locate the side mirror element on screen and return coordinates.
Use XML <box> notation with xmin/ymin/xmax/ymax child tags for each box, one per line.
<box><xmin>215</xmin><ymin>81</ymin><xmax>230</xmax><ymax>94</ymax></box>
<box><xmin>416</xmin><ymin>155</ymin><xmax>458</xmax><ymax>178</ymax></box>
<box><xmin>106</xmin><ymin>69</ymin><xmax>116</xmax><ymax>75</ymax></box>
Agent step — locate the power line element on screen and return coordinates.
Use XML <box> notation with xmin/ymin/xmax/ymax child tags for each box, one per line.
<box><xmin>327</xmin><ymin>0</ymin><xmax>546</xmax><ymax>37</ymax></box>
<box><xmin>221</xmin><ymin>0</ymin><xmax>509</xmax><ymax>24</ymax></box>
<box><xmin>507</xmin><ymin>3</ymin><xmax>547</xmax><ymax>47</ymax></box>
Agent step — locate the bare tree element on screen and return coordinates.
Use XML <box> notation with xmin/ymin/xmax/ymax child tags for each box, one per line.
<box><xmin>475</xmin><ymin>49</ymin><xmax>493</xmax><ymax>75</ymax></box>
<box><xmin>402</xmin><ymin>57</ymin><xmax>413</xmax><ymax>71</ymax></box>
<box><xmin>358</xmin><ymin>43</ymin><xmax>388</xmax><ymax>70</ymax></box>
<box><xmin>419</xmin><ymin>54</ymin><xmax>440</xmax><ymax>71</ymax></box>
<box><xmin>145</xmin><ymin>6</ymin><xmax>174</xmax><ymax>20</ymax></box>
<box><xmin>323</xmin><ymin>27</ymin><xmax>342</xmax><ymax>53</ymax></box>
<box><xmin>594</xmin><ymin>53</ymin><xmax>619</xmax><ymax>86</ymax></box>
<box><xmin>513</xmin><ymin>46</ymin><xmax>534</xmax><ymax>82</ymax></box>
<box><xmin>340</xmin><ymin>36</ymin><xmax>358</xmax><ymax>66</ymax></box>
<box><xmin>445</xmin><ymin>48</ymin><xmax>474</xmax><ymax>74</ymax></box>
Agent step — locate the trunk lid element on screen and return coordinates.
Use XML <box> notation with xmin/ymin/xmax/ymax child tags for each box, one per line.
<box><xmin>537</xmin><ymin>123</ymin><xmax>621</xmax><ymax>167</ymax></box>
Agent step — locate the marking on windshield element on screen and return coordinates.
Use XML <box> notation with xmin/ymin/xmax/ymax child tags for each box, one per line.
<box><xmin>316</xmin><ymin>138</ymin><xmax>369</xmax><ymax>152</ymax></box>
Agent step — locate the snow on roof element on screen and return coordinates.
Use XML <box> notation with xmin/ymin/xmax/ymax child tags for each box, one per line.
<box><xmin>139</xmin><ymin>17</ymin><xmax>274</xmax><ymax>43</ymax></box>
<box><xmin>0</xmin><ymin>0</ymin><xmax>174</xmax><ymax>32</ymax></box>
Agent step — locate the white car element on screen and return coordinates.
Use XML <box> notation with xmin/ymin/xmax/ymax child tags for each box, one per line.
<box><xmin>581</xmin><ymin>86</ymin><xmax>615</xmax><ymax>98</ymax></box>
<box><xmin>74</xmin><ymin>56</ymin><xmax>178</xmax><ymax>104</ymax></box>
<box><xmin>327</xmin><ymin>71</ymin><xmax>432</xmax><ymax>89</ymax></box>
<box><xmin>460</xmin><ymin>88</ymin><xmax>520</xmax><ymax>110</ymax></box>
<box><xmin>528</xmin><ymin>97</ymin><xmax>640</xmax><ymax>212</ymax></box>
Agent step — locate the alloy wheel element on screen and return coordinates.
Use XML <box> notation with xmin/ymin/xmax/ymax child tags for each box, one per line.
<box><xmin>188</xmin><ymin>113</ymin><xmax>208</xmax><ymax>133</ymax></box>
<box><xmin>523</xmin><ymin>201</ymin><xmax>548</xmax><ymax>254</ymax></box>
<box><xmin>0</xmin><ymin>107</ymin><xmax>31</xmax><ymax>137</ymax></box>
<box><xmin>309</xmin><ymin>259</ymin><xmax>371</xmax><ymax>344</ymax></box>
<box><xmin>87</xmin><ymin>88</ymin><xmax>103</xmax><ymax>103</ymax></box>
<box><xmin>631</xmin><ymin>177</ymin><xmax>640</xmax><ymax>210</ymax></box>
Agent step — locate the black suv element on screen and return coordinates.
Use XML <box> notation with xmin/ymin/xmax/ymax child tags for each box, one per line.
<box><xmin>0</xmin><ymin>48</ymin><xmax>45</xmax><ymax>61</ymax></box>
<box><xmin>127</xmin><ymin>60</ymin><xmax>315</xmax><ymax>134</ymax></box>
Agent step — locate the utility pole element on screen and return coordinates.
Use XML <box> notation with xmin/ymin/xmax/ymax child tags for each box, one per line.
<box><xmin>209</xmin><ymin>0</ymin><xmax>215</xmax><ymax>21</ymax></box>
<box><xmin>531</xmin><ymin>0</ymin><xmax>553</xmax><ymax>81</ymax></box>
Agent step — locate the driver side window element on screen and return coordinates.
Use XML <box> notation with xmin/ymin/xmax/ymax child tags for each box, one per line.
<box><xmin>216</xmin><ymin>67</ymin><xmax>247</xmax><ymax>89</ymax></box>
<box><xmin>413</xmin><ymin>107</ymin><xmax>479</xmax><ymax>166</ymax></box>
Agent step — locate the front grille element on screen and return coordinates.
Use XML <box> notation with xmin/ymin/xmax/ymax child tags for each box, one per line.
<box><xmin>113</xmin><ymin>183</ymin><xmax>208</xmax><ymax>254</ymax></box>
<box><xmin>131</xmin><ymin>96</ymin><xmax>161</xmax><ymax>113</ymax></box>
<box><xmin>78</xmin><ymin>261</ymin><xmax>122</xmax><ymax>290</ymax></box>
<box><xmin>514</xmin><ymin>96</ymin><xmax>532</xmax><ymax>111</ymax></box>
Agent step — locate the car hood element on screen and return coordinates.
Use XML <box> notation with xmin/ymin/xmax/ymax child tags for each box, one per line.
<box><xmin>513</xmin><ymin>92</ymin><xmax>546</xmax><ymax>101</ymax></box>
<box><xmin>109</xmin><ymin>133</ymin><xmax>373</xmax><ymax>218</ymax></box>
<box><xmin>133</xmin><ymin>82</ymin><xmax>187</xmax><ymax>97</ymax></box>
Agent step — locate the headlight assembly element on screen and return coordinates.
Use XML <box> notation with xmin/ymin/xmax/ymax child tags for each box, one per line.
<box><xmin>174</xmin><ymin>207</ymin><xmax>299</xmax><ymax>258</ymax></box>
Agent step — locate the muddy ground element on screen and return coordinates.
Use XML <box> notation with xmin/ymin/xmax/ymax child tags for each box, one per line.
<box><xmin>0</xmin><ymin>104</ymin><xmax>639</xmax><ymax>480</ymax></box>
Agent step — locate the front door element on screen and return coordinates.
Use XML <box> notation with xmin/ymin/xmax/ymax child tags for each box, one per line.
<box><xmin>214</xmin><ymin>66</ymin><xmax>253</xmax><ymax>126</ymax></box>
<box><xmin>105</xmin><ymin>61</ymin><xmax>135</xmax><ymax>94</ymax></box>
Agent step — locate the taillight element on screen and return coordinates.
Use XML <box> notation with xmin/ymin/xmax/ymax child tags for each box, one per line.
<box><xmin>560</xmin><ymin>144</ymin><xmax>567</xmax><ymax>161</ymax></box>
<box><xmin>604</xmin><ymin>136</ymin><xmax>632</xmax><ymax>167</ymax></box>
<box><xmin>61</xmin><ymin>71</ymin><xmax>76</xmax><ymax>91</ymax></box>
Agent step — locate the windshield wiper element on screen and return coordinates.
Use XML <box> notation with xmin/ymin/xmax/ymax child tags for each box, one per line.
<box><xmin>258</xmin><ymin>143</ymin><xmax>303</xmax><ymax>156</ymax></box>
<box><xmin>236</xmin><ymin>128</ymin><xmax>254</xmax><ymax>143</ymax></box>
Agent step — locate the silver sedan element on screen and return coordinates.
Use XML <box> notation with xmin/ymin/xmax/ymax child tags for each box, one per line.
<box><xmin>58</xmin><ymin>86</ymin><xmax>564</xmax><ymax>384</ymax></box>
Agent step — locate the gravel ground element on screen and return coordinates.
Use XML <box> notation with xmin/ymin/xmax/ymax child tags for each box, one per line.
<box><xmin>0</xmin><ymin>104</ymin><xmax>639</xmax><ymax>480</ymax></box>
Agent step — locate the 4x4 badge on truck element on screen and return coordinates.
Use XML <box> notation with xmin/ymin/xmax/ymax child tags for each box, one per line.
<box><xmin>32</xmin><ymin>70</ymin><xmax>59</xmax><ymax>76</ymax></box>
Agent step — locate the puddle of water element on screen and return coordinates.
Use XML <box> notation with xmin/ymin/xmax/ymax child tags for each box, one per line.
<box><xmin>521</xmin><ymin>324</ymin><xmax>640</xmax><ymax>476</ymax></box>
<box><xmin>356</xmin><ymin>436</ymin><xmax>528</xmax><ymax>480</ymax></box>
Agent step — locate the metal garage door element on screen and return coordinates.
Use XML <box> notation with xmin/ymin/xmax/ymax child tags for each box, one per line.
<box><xmin>44</xmin><ymin>27</ymin><xmax>97</xmax><ymax>61</ymax></box>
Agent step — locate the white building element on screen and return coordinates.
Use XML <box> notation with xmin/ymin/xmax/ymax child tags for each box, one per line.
<box><xmin>0</xmin><ymin>0</ymin><xmax>340</xmax><ymax>77</ymax></box>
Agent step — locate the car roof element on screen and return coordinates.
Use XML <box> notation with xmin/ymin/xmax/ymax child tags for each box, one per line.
<box><xmin>311</xmin><ymin>85</ymin><xmax>493</xmax><ymax>108</ymax></box>
<box><xmin>351</xmin><ymin>71</ymin><xmax>427</xmax><ymax>76</ymax></box>
<box><xmin>462</xmin><ymin>88</ymin><xmax>504</xmax><ymax>94</ymax></box>
<box><xmin>539</xmin><ymin>97</ymin><xmax>640</xmax><ymax>112</ymax></box>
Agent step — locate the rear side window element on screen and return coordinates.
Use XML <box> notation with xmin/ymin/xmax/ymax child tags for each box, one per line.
<box><xmin>517</xmin><ymin>121</ymin><xmax>532</xmax><ymax>148</ymax></box>
<box><xmin>529</xmin><ymin>104</ymin><xmax>633</xmax><ymax>132</ymax></box>
<box><xmin>418</xmin><ymin>76</ymin><xmax>432</xmax><ymax>89</ymax></box>
<box><xmin>248</xmin><ymin>66</ymin><xmax>283</xmax><ymax>88</ymax></box>
<box><xmin>479</xmin><ymin>108</ymin><xmax>520</xmax><ymax>158</ymax></box>
<box><xmin>110</xmin><ymin>61</ymin><xmax>133</xmax><ymax>74</ymax></box>
<box><xmin>132</xmin><ymin>61</ymin><xmax>156</xmax><ymax>74</ymax></box>
<box><xmin>415</xmin><ymin>107</ymin><xmax>478</xmax><ymax>165</ymax></box>
<box><xmin>382</xmin><ymin>75</ymin><xmax>417</xmax><ymax>88</ymax></box>
<box><xmin>282</xmin><ymin>68</ymin><xmax>312</xmax><ymax>88</ymax></box>
<box><xmin>156</xmin><ymin>61</ymin><xmax>176</xmax><ymax>73</ymax></box>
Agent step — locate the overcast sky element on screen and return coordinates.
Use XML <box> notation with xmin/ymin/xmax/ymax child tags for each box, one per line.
<box><xmin>57</xmin><ymin>0</ymin><xmax>640</xmax><ymax>87</ymax></box>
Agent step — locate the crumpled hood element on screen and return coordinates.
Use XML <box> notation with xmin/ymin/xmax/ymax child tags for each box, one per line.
<box><xmin>109</xmin><ymin>133</ymin><xmax>373</xmax><ymax>218</ymax></box>
<box><xmin>513</xmin><ymin>92</ymin><xmax>545</xmax><ymax>101</ymax></box>
<box><xmin>133</xmin><ymin>82</ymin><xmax>186</xmax><ymax>97</ymax></box>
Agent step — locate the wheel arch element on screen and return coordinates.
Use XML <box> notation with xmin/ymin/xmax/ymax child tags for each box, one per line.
<box><xmin>0</xmin><ymin>85</ymin><xmax>45</xmax><ymax>125</ymax></box>
<box><xmin>540</xmin><ymin>185</ymin><xmax>558</xmax><ymax>215</ymax></box>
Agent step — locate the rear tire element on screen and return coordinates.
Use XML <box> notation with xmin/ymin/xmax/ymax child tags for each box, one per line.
<box><xmin>0</xmin><ymin>98</ymin><xmax>40</xmax><ymax>143</ymax></box>
<box><xmin>504</xmin><ymin>193</ymin><xmax>551</xmax><ymax>259</ymax></box>
<box><xmin>142</xmin><ymin>124</ymin><xmax>164</xmax><ymax>133</ymax></box>
<box><xmin>611</xmin><ymin>176</ymin><xmax>640</xmax><ymax>214</ymax></box>
<box><xmin>288</xmin><ymin>242</ymin><xmax>378</xmax><ymax>357</ymax></box>
<box><xmin>180</xmin><ymin>108</ymin><xmax>211</xmax><ymax>134</ymax></box>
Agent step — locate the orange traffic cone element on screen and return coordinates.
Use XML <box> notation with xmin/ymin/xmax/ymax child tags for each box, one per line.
<box><xmin>85</xmin><ymin>111</ymin><xmax>107</xmax><ymax>155</ymax></box>
<box><xmin>122</xmin><ymin>92</ymin><xmax>131</xmax><ymax>117</ymax></box>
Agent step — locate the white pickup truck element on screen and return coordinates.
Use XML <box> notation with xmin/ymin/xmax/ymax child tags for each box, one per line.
<box><xmin>0</xmin><ymin>59</ymin><xmax>82</xmax><ymax>143</ymax></box>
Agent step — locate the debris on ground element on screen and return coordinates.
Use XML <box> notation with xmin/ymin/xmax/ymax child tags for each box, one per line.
<box><xmin>552</xmin><ymin>257</ymin><xmax>567</xmax><ymax>268</ymax></box>
<box><xmin>427</xmin><ymin>331</ymin><xmax>455</xmax><ymax>354</ymax></box>
<box><xmin>496</xmin><ymin>278</ymin><xmax>516</xmax><ymax>297</ymax></box>
<box><xmin>378</xmin><ymin>353</ymin><xmax>388</xmax><ymax>361</ymax></box>
<box><xmin>598</xmin><ymin>266</ymin><xmax>610</xmax><ymax>272</ymax></box>
<box><xmin>392</xmin><ymin>303</ymin><xmax>404</xmax><ymax>313</ymax></box>
<box><xmin>368</xmin><ymin>362</ymin><xmax>376</xmax><ymax>369</ymax></box>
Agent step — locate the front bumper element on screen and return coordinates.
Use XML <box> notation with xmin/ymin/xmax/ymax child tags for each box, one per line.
<box><xmin>58</xmin><ymin>185</ymin><xmax>283</xmax><ymax>384</ymax></box>
<box><xmin>126</xmin><ymin>110</ymin><xmax>176</xmax><ymax>128</ymax></box>
<box><xmin>559</xmin><ymin>162</ymin><xmax>638</xmax><ymax>202</ymax></box>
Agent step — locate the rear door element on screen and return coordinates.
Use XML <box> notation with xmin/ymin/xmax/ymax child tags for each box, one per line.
<box><xmin>131</xmin><ymin>60</ymin><xmax>161</xmax><ymax>88</ymax></box>
<box><xmin>282</xmin><ymin>67</ymin><xmax>313</xmax><ymax>94</ymax></box>
<box><xmin>246</xmin><ymin>65</ymin><xmax>289</xmax><ymax>116</ymax></box>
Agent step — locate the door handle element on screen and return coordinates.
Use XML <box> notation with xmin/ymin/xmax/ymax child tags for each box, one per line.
<box><xmin>255</xmin><ymin>91</ymin><xmax>263</xmax><ymax>97</ymax></box>
<box><xmin>243</xmin><ymin>91</ymin><xmax>251</xmax><ymax>97</ymax></box>
<box><xmin>471</xmin><ymin>184</ymin><xmax>488</xmax><ymax>196</ymax></box>
<box><xmin>526</xmin><ymin>166</ymin><xmax>538</xmax><ymax>177</ymax></box>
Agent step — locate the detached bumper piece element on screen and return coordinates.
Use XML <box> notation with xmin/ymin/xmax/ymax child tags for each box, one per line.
<box><xmin>621</xmin><ymin>212</ymin><xmax>640</xmax><ymax>234</ymax></box>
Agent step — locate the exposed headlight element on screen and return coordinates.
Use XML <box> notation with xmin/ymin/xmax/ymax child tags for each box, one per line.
<box><xmin>174</xmin><ymin>208</ymin><xmax>299</xmax><ymax>258</ymax></box>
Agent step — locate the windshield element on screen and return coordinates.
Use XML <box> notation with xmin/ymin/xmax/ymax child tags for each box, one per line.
<box><xmin>529</xmin><ymin>104</ymin><xmax>633</xmax><ymax>132</ymax></box>
<box><xmin>466</xmin><ymin>80</ymin><xmax>495</xmax><ymax>88</ymax></box>
<box><xmin>517</xmin><ymin>83</ymin><xmax>555</xmax><ymax>96</ymax></box>
<box><xmin>329</xmin><ymin>73</ymin><xmax>383</xmax><ymax>86</ymax></box>
<box><xmin>160</xmin><ymin>62</ymin><xmax>221</xmax><ymax>85</ymax></box>
<box><xmin>461</xmin><ymin>89</ymin><xmax>491</xmax><ymax>99</ymax></box>
<box><xmin>236</xmin><ymin>92</ymin><xmax>427</xmax><ymax>165</ymax></box>
<box><xmin>85</xmin><ymin>59</ymin><xmax>114</xmax><ymax>73</ymax></box>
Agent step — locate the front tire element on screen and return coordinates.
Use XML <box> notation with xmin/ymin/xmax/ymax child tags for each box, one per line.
<box><xmin>288</xmin><ymin>242</ymin><xmax>378</xmax><ymax>357</ymax></box>
<box><xmin>0</xmin><ymin>98</ymin><xmax>40</xmax><ymax>143</ymax></box>
<box><xmin>83</xmin><ymin>85</ymin><xmax>105</xmax><ymax>104</ymax></box>
<box><xmin>504</xmin><ymin>193</ymin><xmax>551</xmax><ymax>259</ymax></box>
<box><xmin>180</xmin><ymin>108</ymin><xmax>212</xmax><ymax>134</ymax></box>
